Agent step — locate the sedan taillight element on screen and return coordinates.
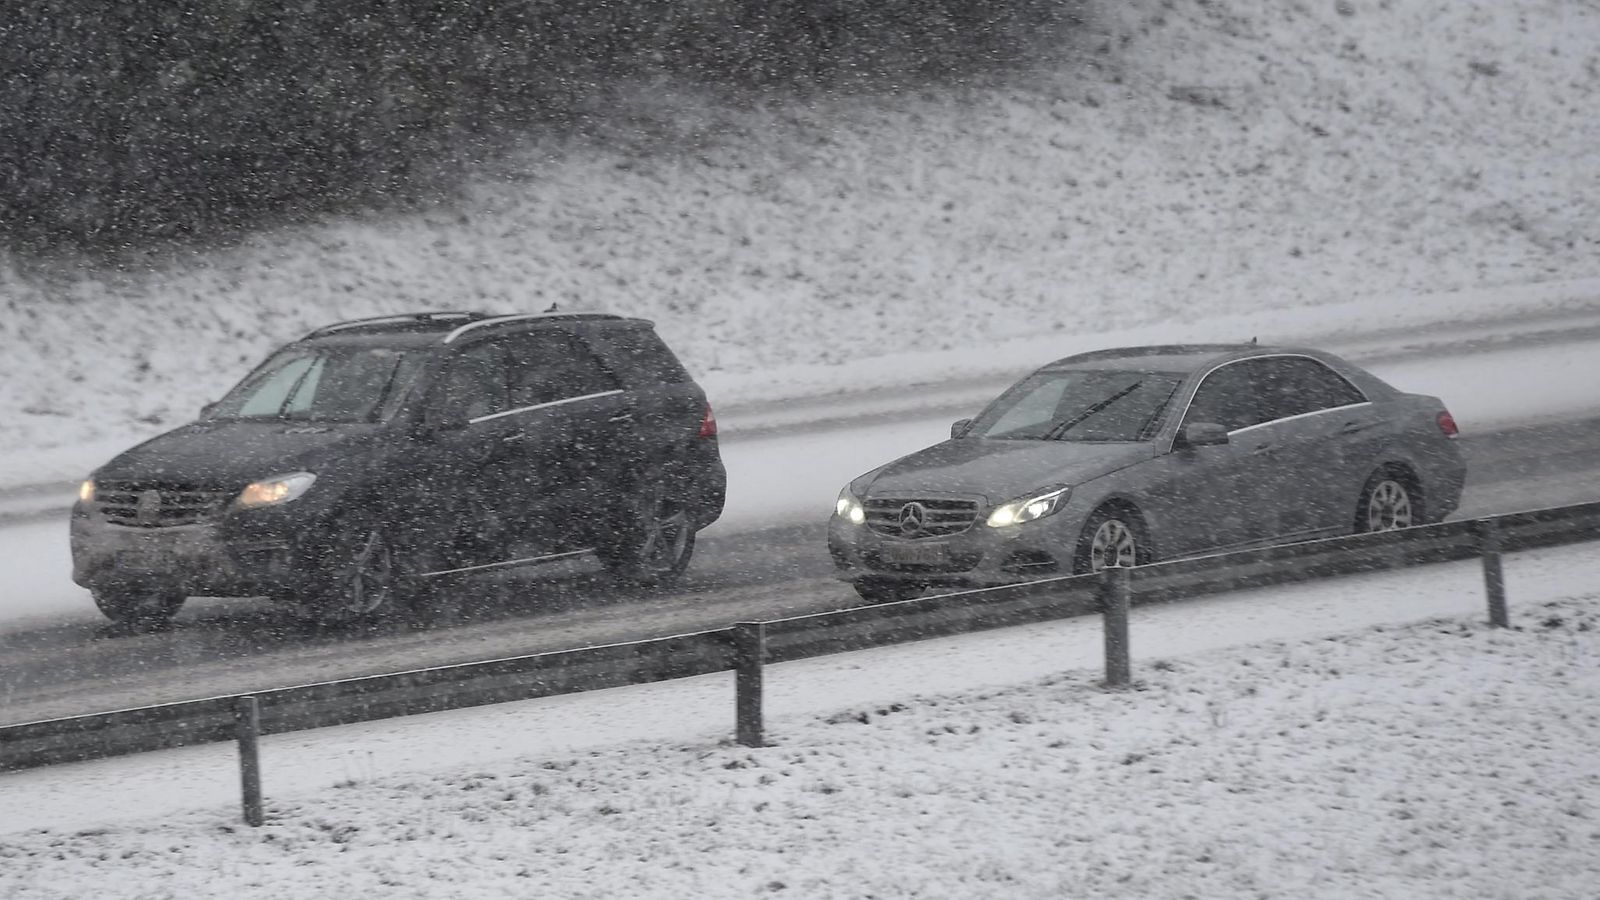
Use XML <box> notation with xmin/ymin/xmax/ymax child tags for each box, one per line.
<box><xmin>1437</xmin><ymin>410</ymin><xmax>1459</xmax><ymax>438</ymax></box>
<box><xmin>698</xmin><ymin>402</ymin><xmax>718</xmax><ymax>439</ymax></box>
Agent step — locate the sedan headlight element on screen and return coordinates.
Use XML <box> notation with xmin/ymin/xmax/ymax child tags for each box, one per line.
<box><xmin>834</xmin><ymin>486</ymin><xmax>866</xmax><ymax>525</ymax></box>
<box><xmin>237</xmin><ymin>472</ymin><xmax>317</xmax><ymax>508</ymax></box>
<box><xmin>986</xmin><ymin>486</ymin><xmax>1071</xmax><ymax>528</ymax></box>
<box><xmin>78</xmin><ymin>479</ymin><xmax>96</xmax><ymax>504</ymax></box>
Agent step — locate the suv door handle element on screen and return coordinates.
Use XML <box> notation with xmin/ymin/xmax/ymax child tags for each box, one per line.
<box><xmin>502</xmin><ymin>432</ymin><xmax>529</xmax><ymax>444</ymax></box>
<box><xmin>1339</xmin><ymin>421</ymin><xmax>1372</xmax><ymax>435</ymax></box>
<box><xmin>608</xmin><ymin>412</ymin><xmax>634</xmax><ymax>423</ymax></box>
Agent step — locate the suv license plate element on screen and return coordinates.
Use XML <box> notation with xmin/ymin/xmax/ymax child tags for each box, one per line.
<box><xmin>116</xmin><ymin>550</ymin><xmax>177</xmax><ymax>572</ymax></box>
<box><xmin>881</xmin><ymin>542</ymin><xmax>948</xmax><ymax>566</ymax></box>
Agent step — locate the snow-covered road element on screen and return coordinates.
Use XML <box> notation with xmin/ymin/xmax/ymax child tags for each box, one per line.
<box><xmin>5</xmin><ymin>327</ymin><xmax>1600</xmax><ymax>630</ymax></box>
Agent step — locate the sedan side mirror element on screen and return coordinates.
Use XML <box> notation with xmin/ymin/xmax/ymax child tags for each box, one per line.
<box><xmin>950</xmin><ymin>418</ymin><xmax>973</xmax><ymax>439</ymax></box>
<box><xmin>1177</xmin><ymin>422</ymin><xmax>1230</xmax><ymax>449</ymax></box>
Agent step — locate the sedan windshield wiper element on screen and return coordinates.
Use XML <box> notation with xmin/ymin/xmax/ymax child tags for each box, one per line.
<box><xmin>1040</xmin><ymin>381</ymin><xmax>1143</xmax><ymax>441</ymax></box>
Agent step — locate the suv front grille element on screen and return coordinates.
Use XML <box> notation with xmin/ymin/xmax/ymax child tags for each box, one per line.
<box><xmin>96</xmin><ymin>482</ymin><xmax>235</xmax><ymax>528</ymax></box>
<box><xmin>864</xmin><ymin>497</ymin><xmax>980</xmax><ymax>538</ymax></box>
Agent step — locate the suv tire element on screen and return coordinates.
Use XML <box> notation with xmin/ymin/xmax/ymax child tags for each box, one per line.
<box><xmin>599</xmin><ymin>483</ymin><xmax>695</xmax><ymax>586</ymax></box>
<box><xmin>298</xmin><ymin>523</ymin><xmax>418</xmax><ymax>625</ymax></box>
<box><xmin>92</xmin><ymin>586</ymin><xmax>185</xmax><ymax>630</ymax></box>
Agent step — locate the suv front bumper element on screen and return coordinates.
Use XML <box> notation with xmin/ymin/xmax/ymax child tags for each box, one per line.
<box><xmin>71</xmin><ymin>506</ymin><xmax>303</xmax><ymax>598</ymax></box>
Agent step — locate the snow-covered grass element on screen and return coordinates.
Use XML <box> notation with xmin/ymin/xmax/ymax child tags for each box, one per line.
<box><xmin>3</xmin><ymin>592</ymin><xmax>1597</xmax><ymax>899</ymax></box>
<box><xmin>1</xmin><ymin>0</ymin><xmax>1596</xmax><ymax>464</ymax></box>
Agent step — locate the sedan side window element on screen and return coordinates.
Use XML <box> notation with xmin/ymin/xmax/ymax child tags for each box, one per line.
<box><xmin>1257</xmin><ymin>357</ymin><xmax>1368</xmax><ymax>421</ymax></box>
<box><xmin>1185</xmin><ymin>362</ymin><xmax>1265</xmax><ymax>432</ymax></box>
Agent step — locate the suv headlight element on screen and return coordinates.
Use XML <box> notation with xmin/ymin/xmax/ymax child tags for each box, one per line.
<box><xmin>237</xmin><ymin>472</ymin><xmax>317</xmax><ymax>508</ymax></box>
<box><xmin>986</xmin><ymin>486</ymin><xmax>1071</xmax><ymax>528</ymax></box>
<box><xmin>78</xmin><ymin>479</ymin><xmax>96</xmax><ymax>504</ymax></box>
<box><xmin>834</xmin><ymin>486</ymin><xmax>866</xmax><ymax>525</ymax></box>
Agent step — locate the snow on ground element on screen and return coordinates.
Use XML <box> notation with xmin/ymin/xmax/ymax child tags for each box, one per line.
<box><xmin>2</xmin><ymin>569</ymin><xmax>1597</xmax><ymax>898</ymax></box>
<box><xmin>1</xmin><ymin>0</ymin><xmax>1597</xmax><ymax>465</ymax></box>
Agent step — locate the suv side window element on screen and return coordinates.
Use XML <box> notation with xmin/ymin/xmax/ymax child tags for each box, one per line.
<box><xmin>505</xmin><ymin>332</ymin><xmax>621</xmax><ymax>408</ymax></box>
<box><xmin>1185</xmin><ymin>361</ymin><xmax>1266</xmax><ymax>432</ymax></box>
<box><xmin>429</xmin><ymin>341</ymin><xmax>509</xmax><ymax>422</ymax></box>
<box><xmin>1257</xmin><ymin>357</ymin><xmax>1367</xmax><ymax>422</ymax></box>
<box><xmin>585</xmin><ymin>323</ymin><xmax>692</xmax><ymax>386</ymax></box>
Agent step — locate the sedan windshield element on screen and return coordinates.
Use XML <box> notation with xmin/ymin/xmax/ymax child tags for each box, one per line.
<box><xmin>208</xmin><ymin>346</ymin><xmax>423</xmax><ymax>423</ymax></box>
<box><xmin>967</xmin><ymin>369</ymin><xmax>1183</xmax><ymax>442</ymax></box>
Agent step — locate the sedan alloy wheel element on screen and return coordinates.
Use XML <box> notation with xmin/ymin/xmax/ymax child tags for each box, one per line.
<box><xmin>1363</xmin><ymin>478</ymin><xmax>1414</xmax><ymax>532</ymax></box>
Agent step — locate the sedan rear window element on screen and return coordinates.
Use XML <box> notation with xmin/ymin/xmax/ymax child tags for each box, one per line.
<box><xmin>969</xmin><ymin>370</ymin><xmax>1183</xmax><ymax>442</ymax></box>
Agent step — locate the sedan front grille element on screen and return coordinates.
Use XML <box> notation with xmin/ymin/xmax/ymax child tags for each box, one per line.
<box><xmin>864</xmin><ymin>497</ymin><xmax>980</xmax><ymax>538</ymax></box>
<box><xmin>96</xmin><ymin>482</ymin><xmax>235</xmax><ymax>528</ymax></box>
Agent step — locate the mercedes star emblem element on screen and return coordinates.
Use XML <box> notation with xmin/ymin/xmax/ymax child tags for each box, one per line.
<box><xmin>898</xmin><ymin>501</ymin><xmax>927</xmax><ymax>536</ymax></box>
<box><xmin>135</xmin><ymin>490</ymin><xmax>162</xmax><ymax>527</ymax></box>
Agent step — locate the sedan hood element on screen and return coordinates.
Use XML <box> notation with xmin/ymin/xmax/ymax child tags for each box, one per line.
<box><xmin>94</xmin><ymin>420</ymin><xmax>385</xmax><ymax>487</ymax></box>
<box><xmin>863</xmin><ymin>438</ymin><xmax>1155</xmax><ymax>504</ymax></box>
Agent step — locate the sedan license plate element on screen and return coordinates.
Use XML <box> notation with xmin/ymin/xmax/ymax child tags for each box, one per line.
<box><xmin>880</xmin><ymin>541</ymin><xmax>949</xmax><ymax>566</ymax></box>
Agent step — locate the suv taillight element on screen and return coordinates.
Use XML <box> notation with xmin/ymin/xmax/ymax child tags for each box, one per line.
<box><xmin>1437</xmin><ymin>410</ymin><xmax>1459</xmax><ymax>438</ymax></box>
<box><xmin>698</xmin><ymin>402</ymin><xmax>718</xmax><ymax>439</ymax></box>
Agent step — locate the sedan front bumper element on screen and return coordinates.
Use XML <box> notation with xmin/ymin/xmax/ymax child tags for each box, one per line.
<box><xmin>827</xmin><ymin>512</ymin><xmax>1078</xmax><ymax>589</ymax></box>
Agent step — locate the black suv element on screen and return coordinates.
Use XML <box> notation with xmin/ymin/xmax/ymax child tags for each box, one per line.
<box><xmin>70</xmin><ymin>311</ymin><xmax>726</xmax><ymax>626</ymax></box>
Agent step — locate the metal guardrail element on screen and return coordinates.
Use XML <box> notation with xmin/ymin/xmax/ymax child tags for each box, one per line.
<box><xmin>4</xmin><ymin>500</ymin><xmax>1598</xmax><ymax>776</ymax></box>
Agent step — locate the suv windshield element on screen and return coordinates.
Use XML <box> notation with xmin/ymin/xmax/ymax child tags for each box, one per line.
<box><xmin>209</xmin><ymin>346</ymin><xmax>424</xmax><ymax>423</ymax></box>
<box><xmin>968</xmin><ymin>369</ymin><xmax>1183</xmax><ymax>442</ymax></box>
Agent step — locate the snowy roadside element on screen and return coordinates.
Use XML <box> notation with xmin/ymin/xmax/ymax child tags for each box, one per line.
<box><xmin>2</xmin><ymin>556</ymin><xmax>1596</xmax><ymax>898</ymax></box>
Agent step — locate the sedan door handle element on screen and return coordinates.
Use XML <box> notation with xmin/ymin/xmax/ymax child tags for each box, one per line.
<box><xmin>501</xmin><ymin>432</ymin><xmax>529</xmax><ymax>444</ymax></box>
<box><xmin>608</xmin><ymin>412</ymin><xmax>634</xmax><ymax>423</ymax></box>
<box><xmin>1251</xmin><ymin>441</ymin><xmax>1274</xmax><ymax>453</ymax></box>
<box><xmin>1339</xmin><ymin>421</ymin><xmax>1372</xmax><ymax>435</ymax></box>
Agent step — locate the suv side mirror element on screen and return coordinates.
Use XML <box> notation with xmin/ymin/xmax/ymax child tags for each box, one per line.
<box><xmin>950</xmin><ymin>418</ymin><xmax>973</xmax><ymax>439</ymax></box>
<box><xmin>1177</xmin><ymin>422</ymin><xmax>1230</xmax><ymax>449</ymax></box>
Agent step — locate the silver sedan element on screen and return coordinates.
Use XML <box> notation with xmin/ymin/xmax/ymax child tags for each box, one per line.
<box><xmin>828</xmin><ymin>344</ymin><xmax>1466</xmax><ymax>603</ymax></box>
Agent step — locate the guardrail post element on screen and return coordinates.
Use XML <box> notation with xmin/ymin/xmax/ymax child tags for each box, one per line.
<box><xmin>1478</xmin><ymin>519</ymin><xmax>1509</xmax><ymax>628</ymax></box>
<box><xmin>733</xmin><ymin>622</ymin><xmax>766</xmax><ymax>748</ymax></box>
<box><xmin>235</xmin><ymin>696</ymin><xmax>264</xmax><ymax>827</ymax></box>
<box><xmin>1100</xmin><ymin>565</ymin><xmax>1132</xmax><ymax>688</ymax></box>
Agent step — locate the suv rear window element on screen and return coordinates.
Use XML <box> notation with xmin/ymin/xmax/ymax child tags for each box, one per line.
<box><xmin>586</xmin><ymin>323</ymin><xmax>692</xmax><ymax>386</ymax></box>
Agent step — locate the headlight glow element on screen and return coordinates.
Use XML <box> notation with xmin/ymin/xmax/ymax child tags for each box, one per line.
<box><xmin>78</xmin><ymin>479</ymin><xmax>95</xmax><ymax>504</ymax></box>
<box><xmin>986</xmin><ymin>486</ymin><xmax>1071</xmax><ymax>528</ymax></box>
<box><xmin>237</xmin><ymin>472</ymin><xmax>318</xmax><ymax>508</ymax></box>
<box><xmin>835</xmin><ymin>486</ymin><xmax>866</xmax><ymax>525</ymax></box>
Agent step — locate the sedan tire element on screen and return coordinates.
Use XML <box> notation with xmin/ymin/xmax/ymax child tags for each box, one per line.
<box><xmin>1073</xmin><ymin>506</ymin><xmax>1150</xmax><ymax>574</ymax></box>
<box><xmin>1356</xmin><ymin>470</ymin><xmax>1419</xmax><ymax>533</ymax></box>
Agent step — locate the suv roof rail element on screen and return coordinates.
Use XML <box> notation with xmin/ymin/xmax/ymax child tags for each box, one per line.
<box><xmin>442</xmin><ymin>312</ymin><xmax>624</xmax><ymax>344</ymax></box>
<box><xmin>306</xmin><ymin>311</ymin><xmax>494</xmax><ymax>340</ymax></box>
